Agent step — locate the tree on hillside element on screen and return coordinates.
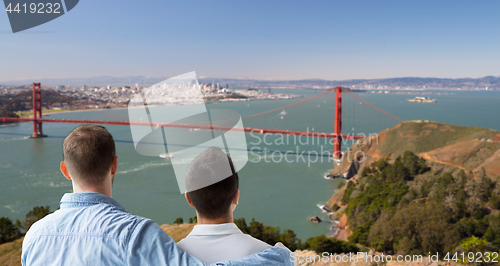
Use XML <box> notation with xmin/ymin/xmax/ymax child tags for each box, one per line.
<box><xmin>459</xmin><ymin>236</ymin><xmax>488</xmax><ymax>263</ymax></box>
<box><xmin>489</xmin><ymin>192</ymin><xmax>500</xmax><ymax>210</ymax></box>
<box><xmin>402</xmin><ymin>150</ymin><xmax>428</xmax><ymax>175</ymax></box>
<box><xmin>341</xmin><ymin>181</ymin><xmax>356</xmax><ymax>205</ymax></box>
<box><xmin>262</xmin><ymin>225</ymin><xmax>280</xmax><ymax>244</ymax></box>
<box><xmin>0</xmin><ymin>217</ymin><xmax>20</xmax><ymax>244</ymax></box>
<box><xmin>373</xmin><ymin>159</ymin><xmax>388</xmax><ymax>172</ymax></box>
<box><xmin>0</xmin><ymin>109</ymin><xmax>18</xmax><ymax>118</ymax></box>
<box><xmin>234</xmin><ymin>218</ymin><xmax>248</xmax><ymax>233</ymax></box>
<box><xmin>280</xmin><ymin>229</ymin><xmax>299</xmax><ymax>251</ymax></box>
<box><xmin>304</xmin><ymin>235</ymin><xmax>359</xmax><ymax>254</ymax></box>
<box><xmin>235</xmin><ymin>218</ymin><xmax>301</xmax><ymax>250</ymax></box>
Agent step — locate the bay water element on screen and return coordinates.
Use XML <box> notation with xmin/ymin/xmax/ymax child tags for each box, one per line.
<box><xmin>0</xmin><ymin>89</ymin><xmax>499</xmax><ymax>240</ymax></box>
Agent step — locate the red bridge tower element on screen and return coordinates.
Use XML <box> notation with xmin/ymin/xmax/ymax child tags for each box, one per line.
<box><xmin>333</xmin><ymin>86</ymin><xmax>342</xmax><ymax>158</ymax></box>
<box><xmin>31</xmin><ymin>83</ymin><xmax>46</xmax><ymax>138</ymax></box>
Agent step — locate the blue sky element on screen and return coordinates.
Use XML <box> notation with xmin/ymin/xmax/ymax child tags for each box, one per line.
<box><xmin>1</xmin><ymin>0</ymin><xmax>499</xmax><ymax>81</ymax></box>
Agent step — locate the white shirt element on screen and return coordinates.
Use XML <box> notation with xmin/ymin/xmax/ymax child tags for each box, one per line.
<box><xmin>177</xmin><ymin>223</ymin><xmax>272</xmax><ymax>264</ymax></box>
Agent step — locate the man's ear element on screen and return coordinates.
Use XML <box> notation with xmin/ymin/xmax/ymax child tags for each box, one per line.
<box><xmin>60</xmin><ymin>161</ymin><xmax>72</xmax><ymax>181</ymax></box>
<box><xmin>111</xmin><ymin>156</ymin><xmax>118</xmax><ymax>176</ymax></box>
<box><xmin>185</xmin><ymin>193</ymin><xmax>195</xmax><ymax>207</ymax></box>
<box><xmin>233</xmin><ymin>190</ymin><xmax>240</xmax><ymax>206</ymax></box>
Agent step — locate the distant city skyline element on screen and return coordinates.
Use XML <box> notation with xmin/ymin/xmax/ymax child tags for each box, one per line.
<box><xmin>3</xmin><ymin>75</ymin><xmax>499</xmax><ymax>92</ymax></box>
<box><xmin>1</xmin><ymin>0</ymin><xmax>500</xmax><ymax>81</ymax></box>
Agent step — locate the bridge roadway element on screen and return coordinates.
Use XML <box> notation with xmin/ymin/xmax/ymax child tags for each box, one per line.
<box><xmin>1</xmin><ymin>117</ymin><xmax>365</xmax><ymax>140</ymax></box>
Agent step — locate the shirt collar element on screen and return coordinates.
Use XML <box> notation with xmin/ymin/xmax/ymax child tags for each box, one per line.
<box><xmin>60</xmin><ymin>192</ymin><xmax>125</xmax><ymax>211</ymax></box>
<box><xmin>189</xmin><ymin>223</ymin><xmax>242</xmax><ymax>236</ymax></box>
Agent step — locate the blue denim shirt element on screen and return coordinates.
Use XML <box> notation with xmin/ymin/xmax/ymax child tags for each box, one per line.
<box><xmin>21</xmin><ymin>192</ymin><xmax>292</xmax><ymax>266</ymax></box>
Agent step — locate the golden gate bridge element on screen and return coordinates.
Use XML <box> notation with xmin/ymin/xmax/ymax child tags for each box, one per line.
<box><xmin>0</xmin><ymin>83</ymin><xmax>404</xmax><ymax>158</ymax></box>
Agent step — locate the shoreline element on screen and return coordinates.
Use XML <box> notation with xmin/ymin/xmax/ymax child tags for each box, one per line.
<box><xmin>316</xmin><ymin>203</ymin><xmax>348</xmax><ymax>241</ymax></box>
<box><xmin>14</xmin><ymin>93</ymin><xmax>304</xmax><ymax>119</ymax></box>
<box><xmin>0</xmin><ymin>95</ymin><xmax>303</xmax><ymax>129</ymax></box>
<box><xmin>332</xmin><ymin>226</ymin><xmax>347</xmax><ymax>241</ymax></box>
<box><xmin>19</xmin><ymin>106</ymin><xmax>130</xmax><ymax>118</ymax></box>
<box><xmin>331</xmin><ymin>213</ymin><xmax>348</xmax><ymax>241</ymax></box>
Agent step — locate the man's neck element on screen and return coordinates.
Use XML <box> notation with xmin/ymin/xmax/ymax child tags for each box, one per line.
<box><xmin>72</xmin><ymin>182</ymin><xmax>112</xmax><ymax>198</ymax></box>
<box><xmin>196</xmin><ymin>213</ymin><xmax>233</xmax><ymax>225</ymax></box>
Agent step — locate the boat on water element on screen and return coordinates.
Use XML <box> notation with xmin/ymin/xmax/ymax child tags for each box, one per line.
<box><xmin>279</xmin><ymin>110</ymin><xmax>287</xmax><ymax>119</ymax></box>
<box><xmin>159</xmin><ymin>153</ymin><xmax>174</xmax><ymax>159</ymax></box>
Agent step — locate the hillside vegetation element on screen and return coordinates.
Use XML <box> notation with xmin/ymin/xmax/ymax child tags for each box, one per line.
<box><xmin>327</xmin><ymin>121</ymin><xmax>500</xmax><ymax>259</ymax></box>
<box><xmin>338</xmin><ymin>153</ymin><xmax>500</xmax><ymax>257</ymax></box>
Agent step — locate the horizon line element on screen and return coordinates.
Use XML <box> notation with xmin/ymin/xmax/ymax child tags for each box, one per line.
<box><xmin>1</xmin><ymin>74</ymin><xmax>500</xmax><ymax>86</ymax></box>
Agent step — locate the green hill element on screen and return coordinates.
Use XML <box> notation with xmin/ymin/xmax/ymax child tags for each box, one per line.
<box><xmin>332</xmin><ymin>121</ymin><xmax>500</xmax><ymax>178</ymax></box>
<box><xmin>379</xmin><ymin>121</ymin><xmax>498</xmax><ymax>157</ymax></box>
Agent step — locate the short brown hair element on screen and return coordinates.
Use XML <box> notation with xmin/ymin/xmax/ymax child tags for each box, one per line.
<box><xmin>186</xmin><ymin>147</ymin><xmax>239</xmax><ymax>219</ymax></box>
<box><xmin>63</xmin><ymin>125</ymin><xmax>116</xmax><ymax>185</ymax></box>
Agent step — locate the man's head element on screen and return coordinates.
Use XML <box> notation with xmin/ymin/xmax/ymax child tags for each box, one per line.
<box><xmin>60</xmin><ymin>125</ymin><xmax>117</xmax><ymax>194</ymax></box>
<box><xmin>185</xmin><ymin>147</ymin><xmax>239</xmax><ymax>221</ymax></box>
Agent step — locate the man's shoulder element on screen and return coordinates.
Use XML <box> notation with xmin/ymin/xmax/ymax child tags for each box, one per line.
<box><xmin>239</xmin><ymin>233</ymin><xmax>273</xmax><ymax>249</ymax></box>
<box><xmin>24</xmin><ymin>203</ymin><xmax>156</xmax><ymax>243</ymax></box>
<box><xmin>232</xmin><ymin>233</ymin><xmax>273</xmax><ymax>255</ymax></box>
<box><xmin>23</xmin><ymin>212</ymin><xmax>56</xmax><ymax>241</ymax></box>
<box><xmin>179</xmin><ymin>223</ymin><xmax>272</xmax><ymax>250</ymax></box>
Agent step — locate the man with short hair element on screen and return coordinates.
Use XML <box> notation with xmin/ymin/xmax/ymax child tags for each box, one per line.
<box><xmin>177</xmin><ymin>147</ymin><xmax>273</xmax><ymax>264</ymax></box>
<box><xmin>21</xmin><ymin>125</ymin><xmax>291</xmax><ymax>266</ymax></box>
